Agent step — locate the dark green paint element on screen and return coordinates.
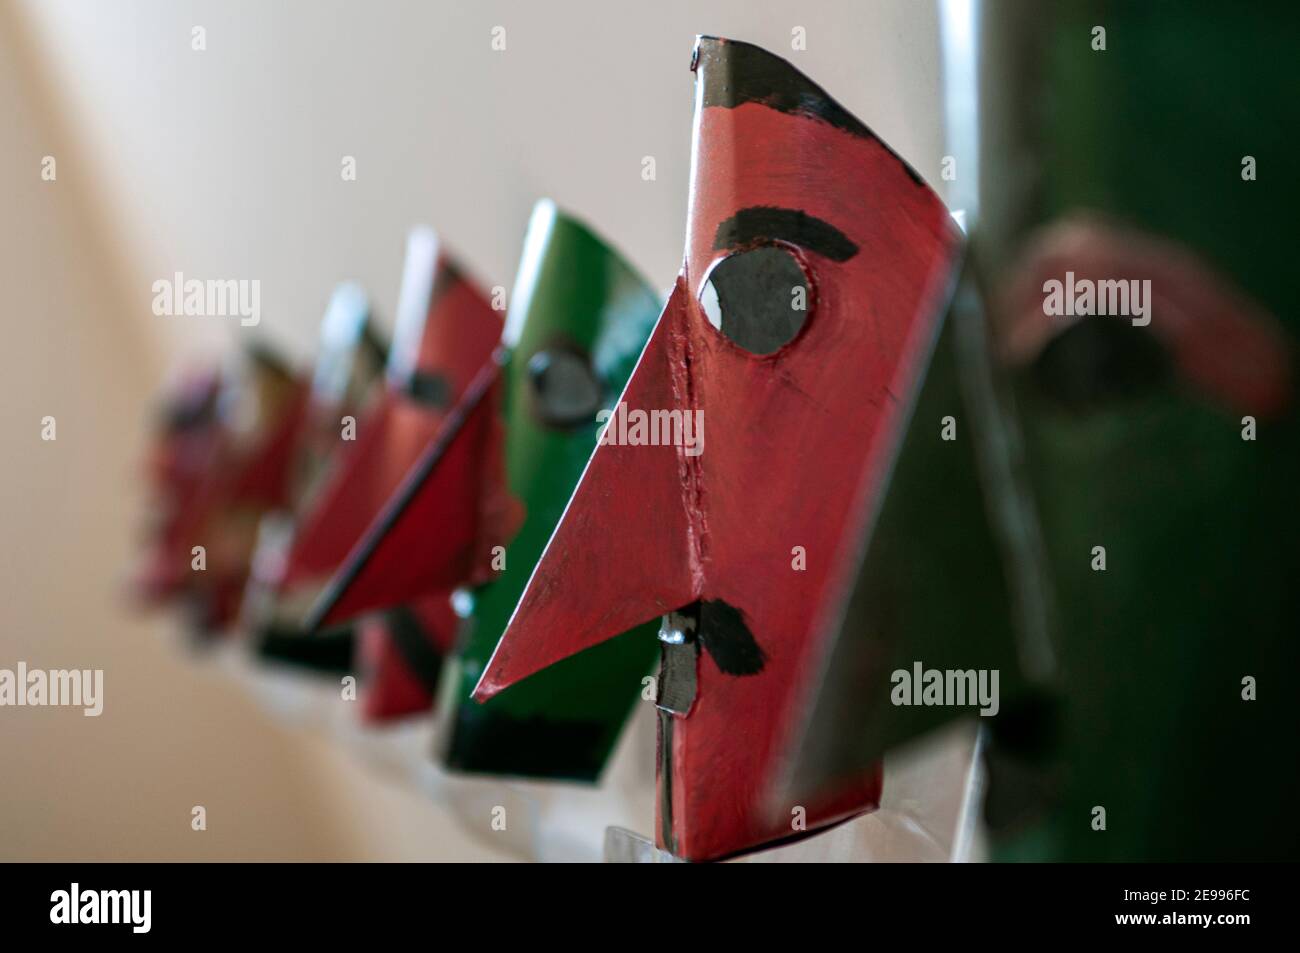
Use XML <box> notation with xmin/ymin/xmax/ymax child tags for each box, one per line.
<box><xmin>789</xmin><ymin>258</ymin><xmax>1033</xmax><ymax>794</ymax></box>
<box><xmin>441</xmin><ymin>202</ymin><xmax>662</xmax><ymax>782</ymax></box>
<box><xmin>985</xmin><ymin>2</ymin><xmax>1300</xmax><ymax>860</ymax></box>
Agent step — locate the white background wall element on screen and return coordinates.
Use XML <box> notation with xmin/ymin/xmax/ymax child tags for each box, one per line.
<box><xmin>15</xmin><ymin>0</ymin><xmax>945</xmax><ymax>361</ymax></box>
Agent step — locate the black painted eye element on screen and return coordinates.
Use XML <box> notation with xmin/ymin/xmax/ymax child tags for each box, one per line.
<box><xmin>405</xmin><ymin>370</ymin><xmax>451</xmax><ymax>408</ymax></box>
<box><xmin>1031</xmin><ymin>316</ymin><xmax>1170</xmax><ymax>411</ymax></box>
<box><xmin>527</xmin><ymin>348</ymin><xmax>602</xmax><ymax>428</ymax></box>
<box><xmin>699</xmin><ymin>245</ymin><xmax>812</xmax><ymax>355</ymax></box>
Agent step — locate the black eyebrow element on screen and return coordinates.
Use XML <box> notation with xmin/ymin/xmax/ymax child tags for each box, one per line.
<box><xmin>713</xmin><ymin>206</ymin><xmax>859</xmax><ymax>262</ymax></box>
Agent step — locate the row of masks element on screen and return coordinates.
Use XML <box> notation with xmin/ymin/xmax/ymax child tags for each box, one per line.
<box><xmin>133</xmin><ymin>22</ymin><xmax>1298</xmax><ymax>863</ymax></box>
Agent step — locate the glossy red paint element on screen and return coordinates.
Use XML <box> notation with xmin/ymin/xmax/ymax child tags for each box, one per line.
<box><xmin>475</xmin><ymin>38</ymin><xmax>961</xmax><ymax>860</ymax></box>
<box><xmin>274</xmin><ymin>237</ymin><xmax>503</xmax><ymax>717</ymax></box>
<box><xmin>282</xmin><ymin>396</ymin><xmax>443</xmax><ymax>587</ymax></box>
<box><xmin>307</xmin><ymin>359</ymin><xmax>517</xmax><ymax>628</ymax></box>
<box><xmin>278</xmin><ymin>251</ymin><xmax>502</xmax><ymax>597</ymax></box>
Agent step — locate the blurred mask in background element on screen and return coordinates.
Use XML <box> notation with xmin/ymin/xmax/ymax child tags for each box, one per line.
<box><xmin>310</xmin><ymin>200</ymin><xmax>663</xmax><ymax>774</ymax></box>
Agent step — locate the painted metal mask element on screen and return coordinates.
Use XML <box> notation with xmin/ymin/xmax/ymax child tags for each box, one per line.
<box><xmin>239</xmin><ymin>280</ymin><xmax>387</xmax><ymax>667</ymax></box>
<box><xmin>309</xmin><ymin>200</ymin><xmax>662</xmax><ymax>775</ymax></box>
<box><xmin>133</xmin><ymin>367</ymin><xmax>225</xmax><ymax>605</ymax></box>
<box><xmin>158</xmin><ymin>345</ymin><xmax>309</xmax><ymax>634</ymax></box>
<box><xmin>289</xmin><ymin>282</ymin><xmax>388</xmax><ymax>511</ymax></box>
<box><xmin>252</xmin><ymin>228</ymin><xmax>502</xmax><ymax>686</ymax></box>
<box><xmin>474</xmin><ymin>38</ymin><xmax>962</xmax><ymax>860</ymax></box>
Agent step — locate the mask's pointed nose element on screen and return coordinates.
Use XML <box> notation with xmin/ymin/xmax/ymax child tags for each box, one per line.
<box><xmin>307</xmin><ymin>356</ymin><xmax>515</xmax><ymax>631</ymax></box>
<box><xmin>473</xmin><ymin>292</ymin><xmax>701</xmax><ymax>700</ymax></box>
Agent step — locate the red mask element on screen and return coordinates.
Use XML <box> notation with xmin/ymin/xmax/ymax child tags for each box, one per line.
<box><xmin>475</xmin><ymin>37</ymin><xmax>962</xmax><ymax>860</ymax></box>
<box><xmin>279</xmin><ymin>230</ymin><xmax>502</xmax><ymax>595</ymax></box>
<box><xmin>167</xmin><ymin>348</ymin><xmax>309</xmax><ymax>633</ymax></box>
<box><xmin>271</xmin><ymin>229</ymin><xmax>505</xmax><ymax>717</ymax></box>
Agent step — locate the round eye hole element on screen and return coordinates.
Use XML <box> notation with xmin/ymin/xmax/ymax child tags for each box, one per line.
<box><xmin>527</xmin><ymin>348</ymin><xmax>602</xmax><ymax>428</ymax></box>
<box><xmin>699</xmin><ymin>245</ymin><xmax>812</xmax><ymax>355</ymax></box>
<box><xmin>1031</xmin><ymin>315</ymin><xmax>1169</xmax><ymax>411</ymax></box>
